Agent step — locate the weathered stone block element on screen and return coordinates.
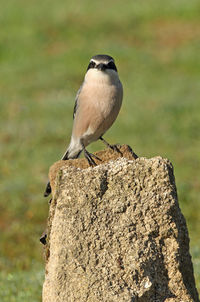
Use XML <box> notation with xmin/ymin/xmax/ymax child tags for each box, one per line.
<box><xmin>42</xmin><ymin>145</ymin><xmax>199</xmax><ymax>302</ymax></box>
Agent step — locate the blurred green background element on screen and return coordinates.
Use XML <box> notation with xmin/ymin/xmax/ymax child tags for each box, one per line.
<box><xmin>0</xmin><ymin>0</ymin><xmax>200</xmax><ymax>300</ymax></box>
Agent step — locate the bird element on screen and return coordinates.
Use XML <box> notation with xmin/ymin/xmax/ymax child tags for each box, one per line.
<box><xmin>44</xmin><ymin>54</ymin><xmax>123</xmax><ymax>197</ymax></box>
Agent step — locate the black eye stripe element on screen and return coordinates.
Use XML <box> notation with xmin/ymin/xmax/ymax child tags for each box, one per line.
<box><xmin>87</xmin><ymin>61</ymin><xmax>96</xmax><ymax>71</ymax></box>
<box><xmin>107</xmin><ymin>61</ymin><xmax>117</xmax><ymax>71</ymax></box>
<box><xmin>87</xmin><ymin>60</ymin><xmax>117</xmax><ymax>72</ymax></box>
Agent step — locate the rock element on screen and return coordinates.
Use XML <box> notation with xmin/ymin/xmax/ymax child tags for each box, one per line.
<box><xmin>42</xmin><ymin>145</ymin><xmax>199</xmax><ymax>302</ymax></box>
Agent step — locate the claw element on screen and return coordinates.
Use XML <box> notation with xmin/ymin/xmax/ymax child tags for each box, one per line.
<box><xmin>84</xmin><ymin>151</ymin><xmax>97</xmax><ymax>166</ymax></box>
<box><xmin>89</xmin><ymin>152</ymin><xmax>102</xmax><ymax>161</ymax></box>
<box><xmin>109</xmin><ymin>144</ymin><xmax>123</xmax><ymax>155</ymax></box>
<box><xmin>81</xmin><ymin>142</ymin><xmax>102</xmax><ymax>166</ymax></box>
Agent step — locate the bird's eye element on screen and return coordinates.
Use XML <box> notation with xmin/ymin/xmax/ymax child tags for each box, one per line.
<box><xmin>107</xmin><ymin>61</ymin><xmax>117</xmax><ymax>71</ymax></box>
<box><xmin>87</xmin><ymin>61</ymin><xmax>96</xmax><ymax>71</ymax></box>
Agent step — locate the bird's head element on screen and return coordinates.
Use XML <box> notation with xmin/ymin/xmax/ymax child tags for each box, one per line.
<box><xmin>87</xmin><ymin>54</ymin><xmax>117</xmax><ymax>73</ymax></box>
<box><xmin>85</xmin><ymin>54</ymin><xmax>119</xmax><ymax>83</ymax></box>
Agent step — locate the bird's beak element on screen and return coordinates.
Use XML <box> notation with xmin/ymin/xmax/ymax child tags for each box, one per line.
<box><xmin>97</xmin><ymin>63</ymin><xmax>106</xmax><ymax>71</ymax></box>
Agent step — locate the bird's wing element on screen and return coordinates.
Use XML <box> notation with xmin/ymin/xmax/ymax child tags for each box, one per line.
<box><xmin>73</xmin><ymin>84</ymin><xmax>83</xmax><ymax>119</ymax></box>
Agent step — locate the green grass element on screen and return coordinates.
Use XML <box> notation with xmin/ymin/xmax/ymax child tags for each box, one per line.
<box><xmin>0</xmin><ymin>264</ymin><xmax>43</xmax><ymax>302</ymax></box>
<box><xmin>0</xmin><ymin>0</ymin><xmax>200</xmax><ymax>299</ymax></box>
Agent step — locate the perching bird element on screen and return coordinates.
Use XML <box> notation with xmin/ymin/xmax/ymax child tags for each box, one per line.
<box><xmin>44</xmin><ymin>54</ymin><xmax>123</xmax><ymax>197</ymax></box>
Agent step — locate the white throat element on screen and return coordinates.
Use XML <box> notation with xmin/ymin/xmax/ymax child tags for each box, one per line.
<box><xmin>84</xmin><ymin>68</ymin><xmax>119</xmax><ymax>85</ymax></box>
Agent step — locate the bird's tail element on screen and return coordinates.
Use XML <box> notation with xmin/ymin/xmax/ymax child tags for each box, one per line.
<box><xmin>62</xmin><ymin>140</ymin><xmax>83</xmax><ymax>160</ymax></box>
<box><xmin>62</xmin><ymin>150</ymin><xmax>69</xmax><ymax>160</ymax></box>
<box><xmin>62</xmin><ymin>148</ymin><xmax>82</xmax><ymax>160</ymax></box>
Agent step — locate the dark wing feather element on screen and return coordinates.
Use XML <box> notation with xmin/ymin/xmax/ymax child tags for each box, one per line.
<box><xmin>73</xmin><ymin>99</ymin><xmax>78</xmax><ymax>119</ymax></box>
<box><xmin>73</xmin><ymin>84</ymin><xmax>83</xmax><ymax>119</ymax></box>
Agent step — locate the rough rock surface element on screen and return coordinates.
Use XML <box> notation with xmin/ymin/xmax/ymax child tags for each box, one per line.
<box><xmin>42</xmin><ymin>145</ymin><xmax>199</xmax><ymax>302</ymax></box>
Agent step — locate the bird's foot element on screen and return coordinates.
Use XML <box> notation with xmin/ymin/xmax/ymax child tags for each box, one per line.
<box><xmin>83</xmin><ymin>148</ymin><xmax>102</xmax><ymax>166</ymax></box>
<box><xmin>109</xmin><ymin>144</ymin><xmax>123</xmax><ymax>155</ymax></box>
<box><xmin>89</xmin><ymin>152</ymin><xmax>102</xmax><ymax>161</ymax></box>
<box><xmin>85</xmin><ymin>152</ymin><xmax>97</xmax><ymax>166</ymax></box>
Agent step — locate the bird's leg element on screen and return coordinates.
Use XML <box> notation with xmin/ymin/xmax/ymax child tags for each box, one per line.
<box><xmin>83</xmin><ymin>148</ymin><xmax>97</xmax><ymax>166</ymax></box>
<box><xmin>89</xmin><ymin>152</ymin><xmax>102</xmax><ymax>161</ymax></box>
<box><xmin>81</xmin><ymin>143</ymin><xmax>102</xmax><ymax>166</ymax></box>
<box><xmin>99</xmin><ymin>136</ymin><xmax>112</xmax><ymax>148</ymax></box>
<box><xmin>99</xmin><ymin>136</ymin><xmax>122</xmax><ymax>155</ymax></box>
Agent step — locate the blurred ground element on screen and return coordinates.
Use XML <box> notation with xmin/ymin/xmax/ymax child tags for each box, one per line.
<box><xmin>0</xmin><ymin>0</ymin><xmax>200</xmax><ymax>300</ymax></box>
